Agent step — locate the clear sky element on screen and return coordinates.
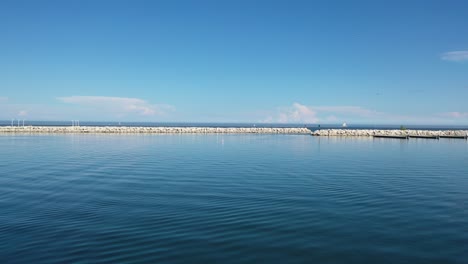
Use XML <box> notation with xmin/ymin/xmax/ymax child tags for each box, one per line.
<box><xmin>1</xmin><ymin>0</ymin><xmax>467</xmax><ymax>124</ymax></box>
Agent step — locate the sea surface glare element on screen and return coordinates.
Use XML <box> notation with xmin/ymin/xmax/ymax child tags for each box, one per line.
<box><xmin>0</xmin><ymin>134</ymin><xmax>467</xmax><ymax>263</ymax></box>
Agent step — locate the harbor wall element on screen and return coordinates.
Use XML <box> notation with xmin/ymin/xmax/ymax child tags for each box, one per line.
<box><xmin>1</xmin><ymin>126</ymin><xmax>467</xmax><ymax>137</ymax></box>
<box><xmin>0</xmin><ymin>126</ymin><xmax>311</xmax><ymax>134</ymax></box>
<box><xmin>312</xmin><ymin>129</ymin><xmax>468</xmax><ymax>137</ymax></box>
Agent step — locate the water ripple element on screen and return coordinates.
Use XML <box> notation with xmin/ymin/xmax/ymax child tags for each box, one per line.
<box><xmin>0</xmin><ymin>134</ymin><xmax>467</xmax><ymax>263</ymax></box>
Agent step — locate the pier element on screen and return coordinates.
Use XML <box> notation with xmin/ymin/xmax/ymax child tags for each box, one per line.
<box><xmin>439</xmin><ymin>135</ymin><xmax>468</xmax><ymax>139</ymax></box>
<box><xmin>408</xmin><ymin>135</ymin><xmax>440</xmax><ymax>139</ymax></box>
<box><xmin>373</xmin><ymin>135</ymin><xmax>409</xmax><ymax>139</ymax></box>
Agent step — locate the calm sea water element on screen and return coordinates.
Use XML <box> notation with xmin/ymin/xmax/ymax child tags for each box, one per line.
<box><xmin>0</xmin><ymin>134</ymin><xmax>467</xmax><ymax>263</ymax></box>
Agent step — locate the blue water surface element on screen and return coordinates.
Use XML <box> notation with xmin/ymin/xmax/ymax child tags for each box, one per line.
<box><xmin>0</xmin><ymin>134</ymin><xmax>467</xmax><ymax>263</ymax></box>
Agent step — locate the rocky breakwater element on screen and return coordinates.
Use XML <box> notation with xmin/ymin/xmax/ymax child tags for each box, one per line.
<box><xmin>0</xmin><ymin>126</ymin><xmax>312</xmax><ymax>134</ymax></box>
<box><xmin>312</xmin><ymin>129</ymin><xmax>468</xmax><ymax>137</ymax></box>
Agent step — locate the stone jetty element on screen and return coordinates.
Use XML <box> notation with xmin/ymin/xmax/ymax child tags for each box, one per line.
<box><xmin>1</xmin><ymin>127</ymin><xmax>467</xmax><ymax>137</ymax></box>
<box><xmin>312</xmin><ymin>129</ymin><xmax>468</xmax><ymax>137</ymax></box>
<box><xmin>0</xmin><ymin>126</ymin><xmax>311</xmax><ymax>134</ymax></box>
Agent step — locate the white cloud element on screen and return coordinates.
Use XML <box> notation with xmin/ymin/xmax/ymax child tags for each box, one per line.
<box><xmin>264</xmin><ymin>103</ymin><xmax>380</xmax><ymax>124</ymax></box>
<box><xmin>0</xmin><ymin>97</ymin><xmax>8</xmax><ymax>103</ymax></box>
<box><xmin>441</xmin><ymin>51</ymin><xmax>468</xmax><ymax>62</ymax></box>
<box><xmin>274</xmin><ymin>103</ymin><xmax>319</xmax><ymax>123</ymax></box>
<box><xmin>0</xmin><ymin>96</ymin><xmax>176</xmax><ymax>121</ymax></box>
<box><xmin>57</xmin><ymin>96</ymin><xmax>174</xmax><ymax>117</ymax></box>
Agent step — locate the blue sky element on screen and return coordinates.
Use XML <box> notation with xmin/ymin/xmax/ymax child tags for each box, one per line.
<box><xmin>1</xmin><ymin>0</ymin><xmax>467</xmax><ymax>124</ymax></box>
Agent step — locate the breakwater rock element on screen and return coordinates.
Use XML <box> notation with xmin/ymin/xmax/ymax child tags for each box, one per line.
<box><xmin>0</xmin><ymin>126</ymin><xmax>312</xmax><ymax>134</ymax></box>
<box><xmin>312</xmin><ymin>129</ymin><xmax>468</xmax><ymax>137</ymax></box>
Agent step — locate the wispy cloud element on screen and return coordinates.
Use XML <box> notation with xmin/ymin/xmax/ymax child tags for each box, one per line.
<box><xmin>441</xmin><ymin>51</ymin><xmax>468</xmax><ymax>62</ymax></box>
<box><xmin>57</xmin><ymin>96</ymin><xmax>174</xmax><ymax>117</ymax></box>
<box><xmin>312</xmin><ymin>106</ymin><xmax>380</xmax><ymax>117</ymax></box>
<box><xmin>439</xmin><ymin>112</ymin><xmax>468</xmax><ymax>118</ymax></box>
<box><xmin>263</xmin><ymin>103</ymin><xmax>468</xmax><ymax>124</ymax></box>
<box><xmin>18</xmin><ymin>110</ymin><xmax>28</xmax><ymax>117</ymax></box>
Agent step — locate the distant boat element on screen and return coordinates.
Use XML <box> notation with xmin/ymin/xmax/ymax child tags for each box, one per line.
<box><xmin>342</xmin><ymin>122</ymin><xmax>347</xmax><ymax>127</ymax></box>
